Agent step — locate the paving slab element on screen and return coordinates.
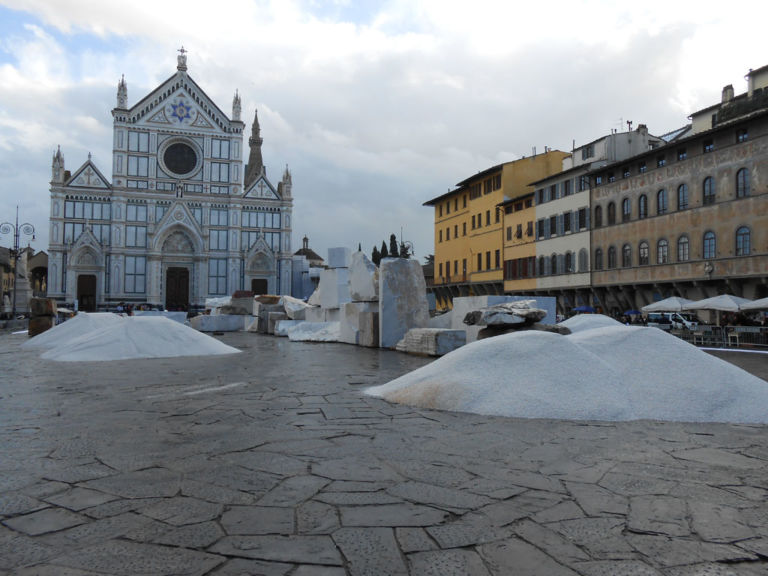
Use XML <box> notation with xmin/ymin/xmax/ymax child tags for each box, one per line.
<box><xmin>2</xmin><ymin>332</ymin><xmax>767</xmax><ymax>575</ymax></box>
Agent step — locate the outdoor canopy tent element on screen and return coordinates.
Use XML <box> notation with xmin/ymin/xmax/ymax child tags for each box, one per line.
<box><xmin>741</xmin><ymin>296</ymin><xmax>768</xmax><ymax>311</ymax></box>
<box><xmin>682</xmin><ymin>294</ymin><xmax>753</xmax><ymax>312</ymax></box>
<box><xmin>641</xmin><ymin>296</ymin><xmax>695</xmax><ymax>313</ymax></box>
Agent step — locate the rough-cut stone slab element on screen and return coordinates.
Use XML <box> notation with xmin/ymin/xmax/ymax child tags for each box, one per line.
<box><xmin>332</xmin><ymin>527</ymin><xmax>407</xmax><ymax>576</ymax></box>
<box><xmin>396</xmin><ymin>527</ymin><xmax>437</xmax><ymax>553</ymax></box>
<box><xmin>297</xmin><ymin>500</ymin><xmax>339</xmax><ymax>534</ymax></box>
<box><xmin>408</xmin><ymin>549</ymin><xmax>491</xmax><ymax>575</ymax></box>
<box><xmin>140</xmin><ymin>496</ymin><xmax>223</xmax><ymax>526</ymax></box>
<box><xmin>210</xmin><ymin>535</ymin><xmax>343</xmax><ymax>565</ymax></box>
<box><xmin>305</xmin><ymin>306</ymin><xmax>327</xmax><ymax>323</ymax></box>
<box><xmin>44</xmin><ymin>487</ymin><xmax>117</xmax><ymax>512</ymax></box>
<box><xmin>463</xmin><ymin>300</ymin><xmax>547</xmax><ymax>326</ymax></box>
<box><xmin>572</xmin><ymin>560</ymin><xmax>664</xmax><ymax>576</ymax></box>
<box><xmin>279</xmin><ymin>295</ymin><xmax>312</xmax><ymax>320</ymax></box>
<box><xmin>349</xmin><ymin>251</ymin><xmax>378</xmax><ymax>302</ymax></box>
<box><xmin>513</xmin><ymin>519</ymin><xmax>590</xmax><ymax>564</ymax></box>
<box><xmin>378</xmin><ymin>258</ymin><xmax>429</xmax><ymax>348</ymax></box>
<box><xmin>274</xmin><ymin>319</ymin><xmax>302</xmax><ymax>337</ymax></box>
<box><xmin>339</xmin><ymin>301</ymin><xmax>379</xmax><ymax>347</ymax></box>
<box><xmin>256</xmin><ymin>475</ymin><xmax>329</xmax><ymax>507</ymax></box>
<box><xmin>267</xmin><ymin>312</ymin><xmax>288</xmax><ymax>334</ymax></box>
<box><xmin>202</xmin><ymin>557</ymin><xmax>293</xmax><ymax>576</ymax></box>
<box><xmin>688</xmin><ymin>501</ymin><xmax>755</xmax><ymax>542</ymax></box>
<box><xmin>451</xmin><ymin>295</ymin><xmax>557</xmax><ymax>342</ymax></box>
<box><xmin>287</xmin><ymin>322</ymin><xmax>341</xmax><ymax>342</ymax></box>
<box><xmin>189</xmin><ymin>314</ymin><xmax>245</xmax><ymax>332</ymax></box>
<box><xmin>479</xmin><ymin>537</ymin><xmax>581</xmax><ymax>575</ymax></box>
<box><xmin>395</xmin><ymin>328</ymin><xmax>465</xmax><ymax>356</ymax></box>
<box><xmin>327</xmin><ymin>247</ymin><xmax>351</xmax><ymax>269</ymax></box>
<box><xmin>628</xmin><ymin>534</ymin><xmax>756</xmax><ymax>567</ymax></box>
<box><xmin>150</xmin><ymin>521</ymin><xmax>224</xmax><ymax>549</ymax></box>
<box><xmin>387</xmin><ymin>481</ymin><xmax>492</xmax><ymax>512</ymax></box>
<box><xmin>318</xmin><ymin>268</ymin><xmax>351</xmax><ymax>309</ymax></box>
<box><xmin>552</xmin><ymin>517</ymin><xmax>634</xmax><ymax>558</ymax></box>
<box><xmin>4</xmin><ymin>508</ymin><xmax>86</xmax><ymax>536</ymax></box>
<box><xmin>312</xmin><ymin>458</ymin><xmax>403</xmax><ymax>482</ymax></box>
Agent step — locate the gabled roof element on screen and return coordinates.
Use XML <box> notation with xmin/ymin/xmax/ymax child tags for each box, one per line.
<box><xmin>65</xmin><ymin>158</ymin><xmax>111</xmax><ymax>190</ymax></box>
<box><xmin>244</xmin><ymin>172</ymin><xmax>281</xmax><ymax>200</ymax></box>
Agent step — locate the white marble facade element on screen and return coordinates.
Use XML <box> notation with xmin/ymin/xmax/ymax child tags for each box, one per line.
<box><xmin>47</xmin><ymin>50</ymin><xmax>293</xmax><ymax>311</ymax></box>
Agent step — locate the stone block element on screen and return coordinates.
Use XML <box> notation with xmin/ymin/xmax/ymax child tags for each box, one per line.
<box><xmin>327</xmin><ymin>247</ymin><xmax>351</xmax><ymax>269</ymax></box>
<box><xmin>275</xmin><ymin>320</ymin><xmax>303</xmax><ymax>337</ymax></box>
<box><xmin>226</xmin><ymin>297</ymin><xmax>254</xmax><ymax>315</ymax></box>
<box><xmin>29</xmin><ymin>297</ymin><xmax>57</xmax><ymax>317</ymax></box>
<box><xmin>325</xmin><ymin>308</ymin><xmax>341</xmax><ymax>322</ymax></box>
<box><xmin>28</xmin><ymin>315</ymin><xmax>55</xmax><ymax>337</ymax></box>
<box><xmin>268</xmin><ymin>312</ymin><xmax>288</xmax><ymax>335</ymax></box>
<box><xmin>287</xmin><ymin>322</ymin><xmax>341</xmax><ymax>342</ymax></box>
<box><xmin>305</xmin><ymin>306</ymin><xmax>327</xmax><ymax>323</ymax></box>
<box><xmin>427</xmin><ymin>310</ymin><xmax>452</xmax><ymax>329</ymax></box>
<box><xmin>349</xmin><ymin>251</ymin><xmax>378</xmax><ymax>302</ymax></box>
<box><xmin>255</xmin><ymin>294</ymin><xmax>282</xmax><ymax>305</ymax></box>
<box><xmin>451</xmin><ymin>296</ymin><xmax>557</xmax><ymax>343</ymax></box>
<box><xmin>280</xmin><ymin>295</ymin><xmax>312</xmax><ymax>320</ymax></box>
<box><xmin>189</xmin><ymin>314</ymin><xmax>246</xmax><ymax>332</ymax></box>
<box><xmin>340</xmin><ymin>302</ymin><xmax>379</xmax><ymax>347</ymax></box>
<box><xmin>378</xmin><ymin>258</ymin><xmax>429</xmax><ymax>349</ymax></box>
<box><xmin>318</xmin><ymin>268</ymin><xmax>351</xmax><ymax>309</ymax></box>
<box><xmin>133</xmin><ymin>310</ymin><xmax>188</xmax><ymax>323</ymax></box>
<box><xmin>395</xmin><ymin>328</ymin><xmax>465</xmax><ymax>356</ymax></box>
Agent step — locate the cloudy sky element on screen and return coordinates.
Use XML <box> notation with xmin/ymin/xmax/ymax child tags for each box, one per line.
<box><xmin>0</xmin><ymin>0</ymin><xmax>765</xmax><ymax>263</ymax></box>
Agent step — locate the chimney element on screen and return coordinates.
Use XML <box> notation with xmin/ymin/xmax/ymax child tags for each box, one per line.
<box><xmin>722</xmin><ymin>84</ymin><xmax>734</xmax><ymax>103</ymax></box>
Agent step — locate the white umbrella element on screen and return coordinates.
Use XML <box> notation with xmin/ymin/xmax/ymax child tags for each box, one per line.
<box><xmin>741</xmin><ymin>296</ymin><xmax>768</xmax><ymax>311</ymax></box>
<box><xmin>641</xmin><ymin>296</ymin><xmax>694</xmax><ymax>313</ymax></box>
<box><xmin>682</xmin><ymin>294</ymin><xmax>753</xmax><ymax>313</ymax></box>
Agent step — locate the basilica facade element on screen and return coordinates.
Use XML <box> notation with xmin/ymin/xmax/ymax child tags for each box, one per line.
<box><xmin>47</xmin><ymin>50</ymin><xmax>293</xmax><ymax>311</ymax></box>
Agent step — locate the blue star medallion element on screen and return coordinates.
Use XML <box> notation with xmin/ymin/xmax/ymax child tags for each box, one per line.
<box><xmin>171</xmin><ymin>101</ymin><xmax>192</xmax><ymax>123</ymax></box>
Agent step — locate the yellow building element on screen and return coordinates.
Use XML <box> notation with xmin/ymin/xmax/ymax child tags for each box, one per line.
<box><xmin>425</xmin><ymin>150</ymin><xmax>568</xmax><ymax>309</ymax></box>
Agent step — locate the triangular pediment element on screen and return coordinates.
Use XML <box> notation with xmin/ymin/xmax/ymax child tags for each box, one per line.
<box><xmin>71</xmin><ymin>228</ymin><xmax>104</xmax><ymax>266</ymax></box>
<box><xmin>125</xmin><ymin>71</ymin><xmax>236</xmax><ymax>134</ymax></box>
<box><xmin>66</xmin><ymin>160</ymin><xmax>111</xmax><ymax>189</ymax></box>
<box><xmin>244</xmin><ymin>175</ymin><xmax>279</xmax><ymax>200</ymax></box>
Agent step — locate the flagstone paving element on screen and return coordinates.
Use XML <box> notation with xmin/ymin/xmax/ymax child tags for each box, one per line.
<box><xmin>1</xmin><ymin>331</ymin><xmax>767</xmax><ymax>575</ymax></box>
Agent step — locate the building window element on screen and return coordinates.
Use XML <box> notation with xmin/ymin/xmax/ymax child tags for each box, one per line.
<box><xmin>622</xmin><ymin>167</ymin><xmax>630</xmax><ymax>179</ymax></box>
<box><xmin>736</xmin><ymin>168</ymin><xmax>750</xmax><ymax>198</ymax></box>
<box><xmin>486</xmin><ymin>251</ymin><xmax>491</xmax><ymax>269</ymax></box>
<box><xmin>565</xmin><ymin>252</ymin><xmax>573</xmax><ymax>273</ymax></box>
<box><xmin>703</xmin><ymin>177</ymin><xmax>716</xmax><ymax>205</ymax></box>
<box><xmin>578</xmin><ymin>208</ymin><xmax>587</xmax><ymax>230</ymax></box>
<box><xmin>594</xmin><ymin>205</ymin><xmax>602</xmax><ymax>228</ymax></box>
<box><xmin>454</xmin><ymin>224</ymin><xmax>458</xmax><ymax>238</ymax></box>
<box><xmin>211</xmin><ymin>162</ymin><xmax>230</xmax><ymax>183</ymax></box>
<box><xmin>657</xmin><ymin>189</ymin><xmax>668</xmax><ymax>214</ymax></box>
<box><xmin>209</xmin><ymin>229</ymin><xmax>228</xmax><ymax>251</ymax></box>
<box><xmin>677</xmin><ymin>235</ymin><xmax>689</xmax><ymax>262</ymax></box>
<box><xmin>579</xmin><ymin>175</ymin><xmax>589</xmax><ymax>192</ymax></box>
<box><xmin>486</xmin><ymin>210</ymin><xmax>491</xmax><ymax>226</ymax></box>
<box><xmin>735</xmin><ymin>227</ymin><xmax>751</xmax><ymax>256</ymax></box>
<box><xmin>677</xmin><ymin>183</ymin><xmax>689</xmax><ymax>210</ymax></box>
<box><xmin>657</xmin><ymin>239</ymin><xmax>669</xmax><ymax>264</ymax></box>
<box><xmin>657</xmin><ymin>155</ymin><xmax>666</xmax><ymax>168</ymax></box>
<box><xmin>537</xmin><ymin>219</ymin><xmax>545</xmax><ymax>239</ymax></box>
<box><xmin>438</xmin><ymin>263</ymin><xmax>442</xmax><ymax>278</ymax></box>
<box><xmin>439</xmin><ymin>205</ymin><xmax>442</xmax><ymax>217</ymax></box>
<box><xmin>210</xmin><ymin>207</ymin><xmax>228</xmax><ymax>226</ymax></box>
<box><xmin>454</xmin><ymin>260</ymin><xmax>458</xmax><ymax>275</ymax></box>
<box><xmin>446</xmin><ymin>227</ymin><xmax>450</xmax><ymax>241</ymax></box>
<box><xmin>564</xmin><ymin>211</ymin><xmax>572</xmax><ymax>233</ymax></box>
<box><xmin>208</xmin><ymin>259</ymin><xmax>227</xmax><ymax>295</ymax></box>
<box><xmin>622</xmin><ymin>244</ymin><xmax>632</xmax><ymax>268</ymax></box>
<box><xmin>515</xmin><ymin>224</ymin><xmax>522</xmax><ymax>239</ymax></box>
<box><xmin>607</xmin><ymin>172</ymin><xmax>615</xmax><ymax>183</ymax></box>
<box><xmin>595</xmin><ymin>248</ymin><xmax>603</xmax><ymax>271</ymax></box>
<box><xmin>703</xmin><ymin>231</ymin><xmax>716</xmax><ymax>259</ymax></box>
<box><xmin>677</xmin><ymin>148</ymin><xmax>687</xmax><ymax>161</ymax></box>
<box><xmin>638</xmin><ymin>194</ymin><xmax>648</xmax><ymax>219</ymax></box>
<box><xmin>495</xmin><ymin>250</ymin><xmax>500</xmax><ymax>269</ymax></box>
<box><xmin>438</xmin><ymin>229</ymin><xmax>442</xmax><ymax>242</ymax></box>
<box><xmin>495</xmin><ymin>209</ymin><xmax>500</xmax><ymax>224</ymax></box>
<box><xmin>125</xmin><ymin>225</ymin><xmax>146</xmax><ymax>247</ymax></box>
<box><xmin>477</xmin><ymin>253</ymin><xmax>482</xmax><ymax>271</ymax></box>
<box><xmin>551</xmin><ymin>254</ymin><xmax>558</xmax><ymax>275</ymax></box>
<box><xmin>607</xmin><ymin>246</ymin><xmax>616</xmax><ymax>269</ymax></box>
<box><xmin>463</xmin><ymin>195</ymin><xmax>467</xmax><ymax>208</ymax></box>
<box><xmin>471</xmin><ymin>215</ymin><xmax>475</xmax><ymax>229</ymax></box>
<box><xmin>526</xmin><ymin>221</ymin><xmax>533</xmax><ymax>236</ymax></box>
<box><xmin>446</xmin><ymin>202</ymin><xmax>450</xmax><ymax>215</ymax></box>
<box><xmin>621</xmin><ymin>198</ymin><xmax>631</xmax><ymax>222</ymax></box>
<box><xmin>549</xmin><ymin>215</ymin><xmax>557</xmax><ymax>236</ymax></box>
<box><xmin>127</xmin><ymin>156</ymin><xmax>149</xmax><ymax>177</ymax></box>
<box><xmin>639</xmin><ymin>161</ymin><xmax>647</xmax><ymax>174</ymax></box>
<box><xmin>463</xmin><ymin>222</ymin><xmax>466</xmax><ymax>236</ymax></box>
<box><xmin>607</xmin><ymin>202</ymin><xmax>616</xmax><ymax>225</ymax></box>
<box><xmin>454</xmin><ymin>198</ymin><xmax>458</xmax><ymax>211</ymax></box>
<box><xmin>582</xmin><ymin>144</ymin><xmax>594</xmax><ymax>160</ymax></box>
<box><xmin>737</xmin><ymin>128</ymin><xmax>748</xmax><ymax>143</ymax></box>
<box><xmin>538</xmin><ymin>256</ymin><xmax>546</xmax><ymax>276</ymax></box>
<box><xmin>703</xmin><ymin>140</ymin><xmax>713</xmax><ymax>153</ymax></box>
<box><xmin>639</xmin><ymin>241</ymin><xmax>649</xmax><ymax>265</ymax></box>
<box><xmin>125</xmin><ymin>256</ymin><xmax>146</xmax><ymax>293</ymax></box>
<box><xmin>564</xmin><ymin>180</ymin><xmax>572</xmax><ymax>196</ymax></box>
<box><xmin>595</xmin><ymin>175</ymin><xmax>603</xmax><ymax>186</ymax></box>
<box><xmin>211</xmin><ymin>139</ymin><xmax>230</xmax><ymax>159</ymax></box>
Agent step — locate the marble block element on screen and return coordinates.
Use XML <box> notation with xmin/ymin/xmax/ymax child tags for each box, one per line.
<box><xmin>451</xmin><ymin>296</ymin><xmax>556</xmax><ymax>343</ymax></box>
<box><xmin>339</xmin><ymin>302</ymin><xmax>379</xmax><ymax>347</ymax></box>
<box><xmin>305</xmin><ymin>306</ymin><xmax>327</xmax><ymax>323</ymax></box>
<box><xmin>134</xmin><ymin>310</ymin><xmax>188</xmax><ymax>324</ymax></box>
<box><xmin>268</xmin><ymin>312</ymin><xmax>288</xmax><ymax>334</ymax></box>
<box><xmin>280</xmin><ymin>295</ymin><xmax>312</xmax><ymax>320</ymax></box>
<box><xmin>395</xmin><ymin>328</ymin><xmax>466</xmax><ymax>356</ymax></box>
<box><xmin>378</xmin><ymin>258</ymin><xmax>429</xmax><ymax>349</ymax></box>
<box><xmin>318</xmin><ymin>268</ymin><xmax>351</xmax><ymax>309</ymax></box>
<box><xmin>287</xmin><ymin>322</ymin><xmax>341</xmax><ymax>342</ymax></box>
<box><xmin>189</xmin><ymin>314</ymin><xmax>245</xmax><ymax>332</ymax></box>
<box><xmin>327</xmin><ymin>247</ymin><xmax>352</xmax><ymax>269</ymax></box>
<box><xmin>275</xmin><ymin>320</ymin><xmax>302</xmax><ymax>337</ymax></box>
<box><xmin>349</xmin><ymin>251</ymin><xmax>379</xmax><ymax>302</ymax></box>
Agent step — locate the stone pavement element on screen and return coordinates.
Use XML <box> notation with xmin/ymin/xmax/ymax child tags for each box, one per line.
<box><xmin>1</xmin><ymin>331</ymin><xmax>767</xmax><ymax>575</ymax></box>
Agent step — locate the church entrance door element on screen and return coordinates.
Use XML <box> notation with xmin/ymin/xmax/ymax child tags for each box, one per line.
<box><xmin>77</xmin><ymin>275</ymin><xmax>97</xmax><ymax>312</ymax></box>
<box><xmin>166</xmin><ymin>267</ymin><xmax>189</xmax><ymax>311</ymax></box>
<box><xmin>251</xmin><ymin>278</ymin><xmax>268</xmax><ymax>295</ymax></box>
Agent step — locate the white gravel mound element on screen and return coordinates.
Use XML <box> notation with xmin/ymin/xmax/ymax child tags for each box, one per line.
<box><xmin>560</xmin><ymin>313</ymin><xmax>623</xmax><ymax>333</ymax></box>
<box><xmin>367</xmin><ymin>316</ymin><xmax>768</xmax><ymax>423</ymax></box>
<box><xmin>22</xmin><ymin>313</ymin><xmax>124</xmax><ymax>349</ymax></box>
<box><xmin>39</xmin><ymin>316</ymin><xmax>239</xmax><ymax>362</ymax></box>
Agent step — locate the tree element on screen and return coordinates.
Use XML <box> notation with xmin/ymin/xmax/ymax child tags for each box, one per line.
<box><xmin>372</xmin><ymin>246</ymin><xmax>381</xmax><ymax>266</ymax></box>
<box><xmin>380</xmin><ymin>240</ymin><xmax>389</xmax><ymax>259</ymax></box>
<box><xmin>389</xmin><ymin>234</ymin><xmax>399</xmax><ymax>259</ymax></box>
<box><xmin>424</xmin><ymin>254</ymin><xmax>434</xmax><ymax>265</ymax></box>
<box><xmin>399</xmin><ymin>241</ymin><xmax>411</xmax><ymax>259</ymax></box>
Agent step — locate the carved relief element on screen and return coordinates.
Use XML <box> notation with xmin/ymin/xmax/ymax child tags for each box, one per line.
<box><xmin>162</xmin><ymin>230</ymin><xmax>194</xmax><ymax>254</ymax></box>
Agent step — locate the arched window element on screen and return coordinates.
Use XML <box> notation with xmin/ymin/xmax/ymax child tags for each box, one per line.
<box><xmin>657</xmin><ymin>239</ymin><xmax>669</xmax><ymax>264</ymax></box>
<box><xmin>538</xmin><ymin>256</ymin><xmax>546</xmax><ymax>276</ymax></box>
<box><xmin>736</xmin><ymin>168</ymin><xmax>750</xmax><ymax>198</ymax></box>
<box><xmin>657</xmin><ymin>189</ymin><xmax>668</xmax><ymax>214</ymax></box>
<box><xmin>639</xmin><ymin>241</ymin><xmax>649</xmax><ymax>265</ymax></box>
<box><xmin>703</xmin><ymin>177</ymin><xmax>716</xmax><ymax>205</ymax></box>
<box><xmin>595</xmin><ymin>248</ymin><xmax>603</xmax><ymax>270</ymax></box>
<box><xmin>638</xmin><ymin>194</ymin><xmax>648</xmax><ymax>219</ymax></box>
<box><xmin>622</xmin><ymin>244</ymin><xmax>632</xmax><ymax>268</ymax></box>
<box><xmin>703</xmin><ymin>231</ymin><xmax>716</xmax><ymax>259</ymax></box>
<box><xmin>607</xmin><ymin>246</ymin><xmax>617</xmax><ymax>269</ymax></box>
<box><xmin>607</xmin><ymin>202</ymin><xmax>616</xmax><ymax>225</ymax></box>
<box><xmin>578</xmin><ymin>248</ymin><xmax>588</xmax><ymax>272</ymax></box>
<box><xmin>565</xmin><ymin>252</ymin><xmax>573</xmax><ymax>273</ymax></box>
<box><xmin>736</xmin><ymin>226</ymin><xmax>751</xmax><ymax>256</ymax></box>
<box><xmin>594</xmin><ymin>205</ymin><xmax>603</xmax><ymax>228</ymax></box>
<box><xmin>551</xmin><ymin>254</ymin><xmax>558</xmax><ymax>275</ymax></box>
<box><xmin>677</xmin><ymin>183</ymin><xmax>689</xmax><ymax>210</ymax></box>
<box><xmin>622</xmin><ymin>198</ymin><xmax>631</xmax><ymax>222</ymax></box>
<box><xmin>677</xmin><ymin>235</ymin><xmax>689</xmax><ymax>262</ymax></box>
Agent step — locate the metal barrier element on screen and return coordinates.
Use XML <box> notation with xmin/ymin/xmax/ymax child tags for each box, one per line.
<box><xmin>672</xmin><ymin>326</ymin><xmax>768</xmax><ymax>349</ymax></box>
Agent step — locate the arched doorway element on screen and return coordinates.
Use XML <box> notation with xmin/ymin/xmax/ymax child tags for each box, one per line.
<box><xmin>162</xmin><ymin>230</ymin><xmax>195</xmax><ymax>311</ymax></box>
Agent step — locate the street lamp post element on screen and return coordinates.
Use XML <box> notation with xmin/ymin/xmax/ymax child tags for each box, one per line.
<box><xmin>1</xmin><ymin>206</ymin><xmax>36</xmax><ymax>320</ymax></box>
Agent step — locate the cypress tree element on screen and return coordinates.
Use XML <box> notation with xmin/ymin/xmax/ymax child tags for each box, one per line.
<box><xmin>380</xmin><ymin>240</ymin><xmax>389</xmax><ymax>259</ymax></box>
